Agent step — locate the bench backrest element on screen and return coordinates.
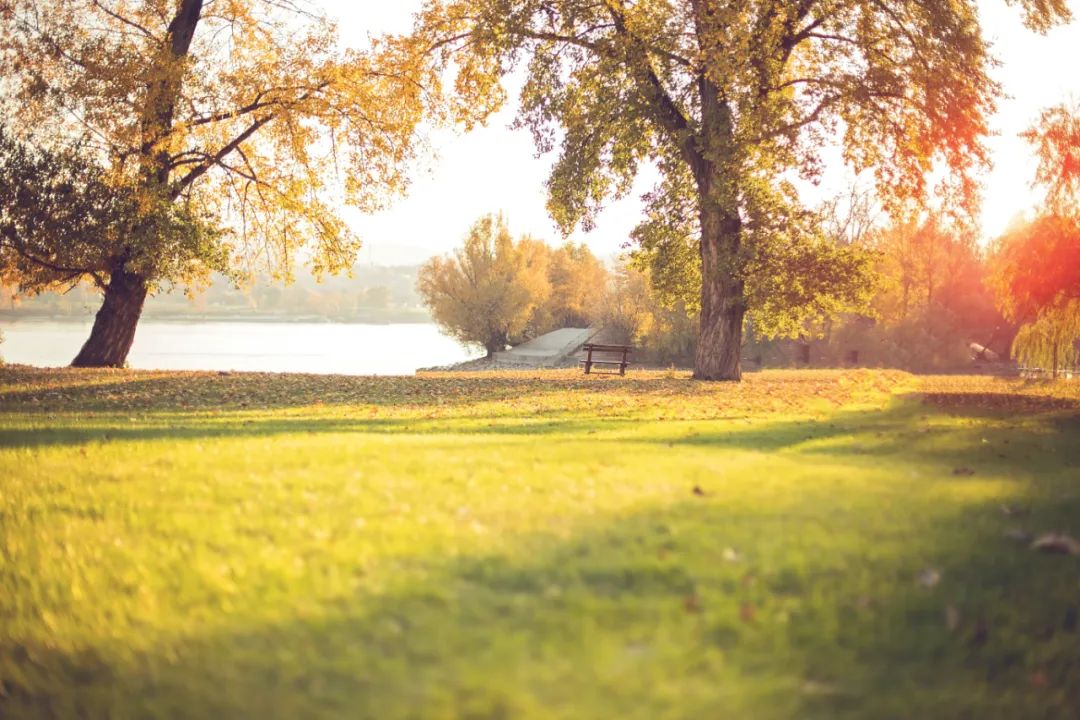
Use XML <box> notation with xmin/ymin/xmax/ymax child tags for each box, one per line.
<box><xmin>582</xmin><ymin>343</ymin><xmax>633</xmax><ymax>354</ymax></box>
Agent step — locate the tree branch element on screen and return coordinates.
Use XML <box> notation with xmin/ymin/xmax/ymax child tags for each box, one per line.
<box><xmin>91</xmin><ymin>0</ymin><xmax>159</xmax><ymax>40</ymax></box>
<box><xmin>0</xmin><ymin>225</ymin><xmax>106</xmax><ymax>288</ymax></box>
<box><xmin>601</xmin><ymin>0</ymin><xmax>705</xmax><ymax>175</ymax></box>
<box><xmin>170</xmin><ymin>114</ymin><xmax>275</xmax><ymax>197</ymax></box>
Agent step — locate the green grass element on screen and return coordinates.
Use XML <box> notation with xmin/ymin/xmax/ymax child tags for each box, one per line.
<box><xmin>1</xmin><ymin>367</ymin><xmax>1078</xmax><ymax>719</ymax></box>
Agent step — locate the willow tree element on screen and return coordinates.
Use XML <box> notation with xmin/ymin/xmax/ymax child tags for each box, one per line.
<box><xmin>1010</xmin><ymin>300</ymin><xmax>1080</xmax><ymax>377</ymax></box>
<box><xmin>0</xmin><ymin>0</ymin><xmax>470</xmax><ymax>367</ymax></box>
<box><xmin>416</xmin><ymin>0</ymin><xmax>1071</xmax><ymax>379</ymax></box>
<box><xmin>989</xmin><ymin>103</ymin><xmax>1080</xmax><ymax>368</ymax></box>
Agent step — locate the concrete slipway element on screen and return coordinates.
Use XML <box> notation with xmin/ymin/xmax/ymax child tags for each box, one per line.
<box><xmin>493</xmin><ymin>327</ymin><xmax>598</xmax><ymax>368</ymax></box>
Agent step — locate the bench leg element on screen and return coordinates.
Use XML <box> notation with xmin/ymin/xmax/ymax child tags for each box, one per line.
<box><xmin>584</xmin><ymin>361</ymin><xmax>592</xmax><ymax>374</ymax></box>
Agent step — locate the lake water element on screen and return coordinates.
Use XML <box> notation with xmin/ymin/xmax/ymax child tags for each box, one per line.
<box><xmin>0</xmin><ymin>320</ymin><xmax>481</xmax><ymax>375</ymax></box>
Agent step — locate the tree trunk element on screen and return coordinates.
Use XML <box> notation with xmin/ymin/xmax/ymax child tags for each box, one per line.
<box><xmin>71</xmin><ymin>267</ymin><xmax>149</xmax><ymax>368</ymax></box>
<box><xmin>484</xmin><ymin>333</ymin><xmax>507</xmax><ymax>358</ymax></box>
<box><xmin>687</xmin><ymin>65</ymin><xmax>745</xmax><ymax>381</ymax></box>
<box><xmin>69</xmin><ymin>0</ymin><xmax>201</xmax><ymax>370</ymax></box>
<box><xmin>693</xmin><ymin>187</ymin><xmax>745</xmax><ymax>381</ymax></box>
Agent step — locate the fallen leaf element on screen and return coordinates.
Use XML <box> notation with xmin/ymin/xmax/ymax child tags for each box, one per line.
<box><xmin>722</xmin><ymin>547</ymin><xmax>740</xmax><ymax>562</ymax></box>
<box><xmin>952</xmin><ymin>467</ymin><xmax>975</xmax><ymax>476</ymax></box>
<box><xmin>800</xmin><ymin>680</ymin><xmax>845</xmax><ymax>696</ymax></box>
<box><xmin>999</xmin><ymin>503</ymin><xmax>1027</xmax><ymax>517</ymax></box>
<box><xmin>739</xmin><ymin>603</ymin><xmax>756</xmax><ymax>623</ymax></box>
<box><xmin>945</xmin><ymin>604</ymin><xmax>961</xmax><ymax>632</ymax></box>
<box><xmin>1029</xmin><ymin>671</ymin><xmax>1049</xmax><ymax>688</ymax></box>
<box><xmin>917</xmin><ymin>568</ymin><xmax>941</xmax><ymax>588</ymax></box>
<box><xmin>971</xmin><ymin>617</ymin><xmax>988</xmax><ymax>647</ymax></box>
<box><xmin>683</xmin><ymin>594</ymin><xmax>702</xmax><ymax>613</ymax></box>
<box><xmin>1003</xmin><ymin>527</ymin><xmax>1032</xmax><ymax>543</ymax></box>
<box><xmin>692</xmin><ymin>485</ymin><xmax>707</xmax><ymax>497</ymax></box>
<box><xmin>1030</xmin><ymin>533</ymin><xmax>1080</xmax><ymax>555</ymax></box>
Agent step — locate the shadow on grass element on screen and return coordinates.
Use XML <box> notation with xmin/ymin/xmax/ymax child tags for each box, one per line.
<box><xmin>3</xmin><ymin>489</ymin><xmax>1078</xmax><ymax>719</ymax></box>
<box><xmin>649</xmin><ymin>399</ymin><xmax>1080</xmax><ymax>470</ymax></box>
<box><xmin>2</xmin><ymin>407</ymin><xmax>1079</xmax><ymax>719</ymax></box>
<box><xmin>918</xmin><ymin>391</ymin><xmax>1080</xmax><ymax>415</ymax></box>
<box><xmin>3</xmin><ymin>392</ymin><xmax>1078</xmax><ymax>482</ymax></box>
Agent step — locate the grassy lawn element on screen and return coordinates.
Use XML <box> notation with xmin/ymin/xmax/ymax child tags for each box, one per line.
<box><xmin>1</xmin><ymin>367</ymin><xmax>1078</xmax><ymax>719</ymax></box>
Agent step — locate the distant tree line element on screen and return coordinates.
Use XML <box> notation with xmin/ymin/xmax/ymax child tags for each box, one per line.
<box><xmin>1</xmin><ymin>267</ymin><xmax>428</xmax><ymax>323</ymax></box>
<box><xmin>424</xmin><ymin>118</ymin><xmax>1080</xmax><ymax>374</ymax></box>
<box><xmin>416</xmin><ymin>212</ymin><xmax>1000</xmax><ymax>369</ymax></box>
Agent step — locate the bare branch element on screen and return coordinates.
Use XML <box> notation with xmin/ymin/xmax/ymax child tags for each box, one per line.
<box><xmin>90</xmin><ymin>0</ymin><xmax>159</xmax><ymax>40</ymax></box>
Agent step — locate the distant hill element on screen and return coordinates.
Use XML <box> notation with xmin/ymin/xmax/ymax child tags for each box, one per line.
<box><xmin>0</xmin><ymin>264</ymin><xmax>433</xmax><ymax>324</ymax></box>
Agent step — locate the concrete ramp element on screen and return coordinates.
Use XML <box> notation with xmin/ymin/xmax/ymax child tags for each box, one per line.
<box><xmin>494</xmin><ymin>328</ymin><xmax>598</xmax><ymax>368</ymax></box>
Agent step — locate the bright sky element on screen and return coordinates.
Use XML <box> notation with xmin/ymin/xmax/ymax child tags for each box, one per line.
<box><xmin>326</xmin><ymin>1</ymin><xmax>1080</xmax><ymax>265</ymax></box>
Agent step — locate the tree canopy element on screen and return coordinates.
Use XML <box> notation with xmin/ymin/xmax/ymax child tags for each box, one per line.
<box><xmin>413</xmin><ymin>0</ymin><xmax>1071</xmax><ymax>379</ymax></box>
<box><xmin>0</xmin><ymin>127</ymin><xmax>225</xmax><ymax>297</ymax></box>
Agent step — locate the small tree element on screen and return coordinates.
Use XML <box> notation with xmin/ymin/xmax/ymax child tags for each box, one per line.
<box><xmin>988</xmin><ymin>102</ymin><xmax>1080</xmax><ymax>322</ymax></box>
<box><xmin>531</xmin><ymin>243</ymin><xmax>608</xmax><ymax>332</ymax></box>
<box><xmin>872</xmin><ymin>215</ymin><xmax>984</xmax><ymax>325</ymax></box>
<box><xmin>418</xmin><ymin>215</ymin><xmax>550</xmax><ymax>356</ymax></box>
<box><xmin>595</xmin><ymin>263</ymin><xmax>655</xmax><ymax>346</ymax></box>
<box><xmin>595</xmin><ymin>262</ymin><xmax>699</xmax><ymax>365</ymax></box>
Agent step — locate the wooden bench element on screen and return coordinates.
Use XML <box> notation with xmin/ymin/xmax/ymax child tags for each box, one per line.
<box><xmin>580</xmin><ymin>343</ymin><xmax>633</xmax><ymax>376</ymax></box>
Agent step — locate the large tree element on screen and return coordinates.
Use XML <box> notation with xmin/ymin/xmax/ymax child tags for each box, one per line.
<box><xmin>0</xmin><ymin>0</ymin><xmax>471</xmax><ymax>367</ymax></box>
<box><xmin>414</xmin><ymin>0</ymin><xmax>1071</xmax><ymax>379</ymax></box>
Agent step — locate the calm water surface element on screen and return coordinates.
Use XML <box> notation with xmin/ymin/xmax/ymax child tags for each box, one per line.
<box><xmin>0</xmin><ymin>320</ymin><xmax>480</xmax><ymax>375</ymax></box>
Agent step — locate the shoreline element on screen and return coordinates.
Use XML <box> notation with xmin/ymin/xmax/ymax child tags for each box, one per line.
<box><xmin>0</xmin><ymin>314</ymin><xmax>434</xmax><ymax>325</ymax></box>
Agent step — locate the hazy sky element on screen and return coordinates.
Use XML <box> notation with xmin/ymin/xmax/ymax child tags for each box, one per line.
<box><xmin>325</xmin><ymin>1</ymin><xmax>1080</xmax><ymax>265</ymax></box>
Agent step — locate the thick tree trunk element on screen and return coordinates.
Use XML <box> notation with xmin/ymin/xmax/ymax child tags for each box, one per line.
<box><xmin>71</xmin><ymin>267</ymin><xmax>149</xmax><ymax>368</ymax></box>
<box><xmin>684</xmin><ymin>62</ymin><xmax>745</xmax><ymax>381</ymax></box>
<box><xmin>694</xmin><ymin>202</ymin><xmax>746</xmax><ymax>380</ymax></box>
